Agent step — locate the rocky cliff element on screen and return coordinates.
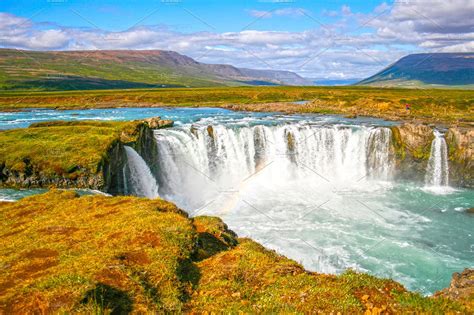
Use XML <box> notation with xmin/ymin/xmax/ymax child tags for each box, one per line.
<box><xmin>446</xmin><ymin>127</ymin><xmax>474</xmax><ymax>187</ymax></box>
<box><xmin>391</xmin><ymin>123</ymin><xmax>473</xmax><ymax>187</ymax></box>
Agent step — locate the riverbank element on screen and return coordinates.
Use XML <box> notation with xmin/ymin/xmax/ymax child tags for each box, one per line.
<box><xmin>0</xmin><ymin>190</ymin><xmax>470</xmax><ymax>313</ymax></box>
<box><xmin>0</xmin><ymin>86</ymin><xmax>472</xmax><ymax>126</ymax></box>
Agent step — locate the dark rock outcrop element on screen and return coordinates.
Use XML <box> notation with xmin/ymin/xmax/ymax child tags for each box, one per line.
<box><xmin>102</xmin><ymin>117</ymin><xmax>172</xmax><ymax>194</ymax></box>
<box><xmin>446</xmin><ymin>127</ymin><xmax>474</xmax><ymax>187</ymax></box>
<box><xmin>390</xmin><ymin>123</ymin><xmax>434</xmax><ymax>182</ymax></box>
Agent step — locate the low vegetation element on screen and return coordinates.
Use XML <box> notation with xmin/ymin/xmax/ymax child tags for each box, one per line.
<box><xmin>0</xmin><ymin>120</ymin><xmax>141</xmax><ymax>181</ymax></box>
<box><xmin>0</xmin><ymin>191</ymin><xmax>469</xmax><ymax>313</ymax></box>
<box><xmin>1</xmin><ymin>86</ymin><xmax>472</xmax><ymax>125</ymax></box>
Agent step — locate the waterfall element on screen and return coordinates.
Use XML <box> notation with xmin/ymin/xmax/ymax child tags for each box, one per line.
<box><xmin>366</xmin><ymin>128</ymin><xmax>393</xmax><ymax>180</ymax></box>
<box><xmin>152</xmin><ymin>124</ymin><xmax>394</xmax><ymax>210</ymax></box>
<box><xmin>425</xmin><ymin>130</ymin><xmax>449</xmax><ymax>188</ymax></box>
<box><xmin>124</xmin><ymin>146</ymin><xmax>159</xmax><ymax>198</ymax></box>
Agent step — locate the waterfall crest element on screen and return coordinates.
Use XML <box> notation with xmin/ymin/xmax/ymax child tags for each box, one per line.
<box><xmin>153</xmin><ymin>124</ymin><xmax>394</xmax><ymax>210</ymax></box>
<box><xmin>124</xmin><ymin>146</ymin><xmax>159</xmax><ymax>198</ymax></box>
<box><xmin>425</xmin><ymin>130</ymin><xmax>449</xmax><ymax>188</ymax></box>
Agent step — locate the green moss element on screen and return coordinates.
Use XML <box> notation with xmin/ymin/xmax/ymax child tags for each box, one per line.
<box><xmin>390</xmin><ymin>126</ymin><xmax>406</xmax><ymax>160</ymax></box>
<box><xmin>412</xmin><ymin>145</ymin><xmax>432</xmax><ymax>160</ymax></box>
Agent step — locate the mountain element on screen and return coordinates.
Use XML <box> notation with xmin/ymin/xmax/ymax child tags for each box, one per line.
<box><xmin>0</xmin><ymin>49</ymin><xmax>310</xmax><ymax>90</ymax></box>
<box><xmin>238</xmin><ymin>68</ymin><xmax>310</xmax><ymax>86</ymax></box>
<box><xmin>357</xmin><ymin>53</ymin><xmax>474</xmax><ymax>88</ymax></box>
<box><xmin>310</xmin><ymin>78</ymin><xmax>361</xmax><ymax>86</ymax></box>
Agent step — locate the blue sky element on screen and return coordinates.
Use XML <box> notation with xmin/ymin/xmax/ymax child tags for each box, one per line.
<box><xmin>2</xmin><ymin>0</ymin><xmax>380</xmax><ymax>32</ymax></box>
<box><xmin>0</xmin><ymin>0</ymin><xmax>472</xmax><ymax>79</ymax></box>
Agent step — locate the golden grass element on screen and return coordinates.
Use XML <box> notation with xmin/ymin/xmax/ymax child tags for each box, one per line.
<box><xmin>0</xmin><ymin>191</ymin><xmax>468</xmax><ymax>313</ymax></box>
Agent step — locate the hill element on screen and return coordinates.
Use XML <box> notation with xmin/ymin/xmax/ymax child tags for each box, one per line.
<box><xmin>357</xmin><ymin>53</ymin><xmax>474</xmax><ymax>88</ymax></box>
<box><xmin>0</xmin><ymin>49</ymin><xmax>310</xmax><ymax>90</ymax></box>
<box><xmin>1</xmin><ymin>190</ymin><xmax>470</xmax><ymax>313</ymax></box>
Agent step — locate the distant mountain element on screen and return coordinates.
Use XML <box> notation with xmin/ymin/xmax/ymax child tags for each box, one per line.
<box><xmin>357</xmin><ymin>53</ymin><xmax>474</xmax><ymax>88</ymax></box>
<box><xmin>310</xmin><ymin>78</ymin><xmax>361</xmax><ymax>86</ymax></box>
<box><xmin>239</xmin><ymin>68</ymin><xmax>311</xmax><ymax>86</ymax></box>
<box><xmin>0</xmin><ymin>49</ymin><xmax>310</xmax><ymax>90</ymax></box>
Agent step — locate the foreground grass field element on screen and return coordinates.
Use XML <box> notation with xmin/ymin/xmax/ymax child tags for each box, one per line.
<box><xmin>1</xmin><ymin>86</ymin><xmax>473</xmax><ymax>125</ymax></box>
<box><xmin>0</xmin><ymin>190</ymin><xmax>469</xmax><ymax>313</ymax></box>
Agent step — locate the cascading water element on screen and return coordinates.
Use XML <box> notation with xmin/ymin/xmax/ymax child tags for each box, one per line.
<box><xmin>153</xmin><ymin>124</ymin><xmax>394</xmax><ymax>210</ymax></box>
<box><xmin>425</xmin><ymin>130</ymin><xmax>450</xmax><ymax>189</ymax></box>
<box><xmin>124</xmin><ymin>146</ymin><xmax>159</xmax><ymax>198</ymax></box>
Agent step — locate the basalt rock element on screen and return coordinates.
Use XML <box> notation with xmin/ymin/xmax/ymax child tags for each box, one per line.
<box><xmin>390</xmin><ymin>123</ymin><xmax>473</xmax><ymax>187</ymax></box>
<box><xmin>446</xmin><ymin>127</ymin><xmax>474</xmax><ymax>187</ymax></box>
<box><xmin>207</xmin><ymin>125</ymin><xmax>215</xmax><ymax>140</ymax></box>
<box><xmin>390</xmin><ymin>123</ymin><xmax>434</xmax><ymax>182</ymax></box>
<box><xmin>105</xmin><ymin>117</ymin><xmax>173</xmax><ymax>194</ymax></box>
<box><xmin>143</xmin><ymin>117</ymin><xmax>173</xmax><ymax>129</ymax></box>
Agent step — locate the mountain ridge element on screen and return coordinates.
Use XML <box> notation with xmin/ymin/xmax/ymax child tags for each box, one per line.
<box><xmin>0</xmin><ymin>49</ymin><xmax>311</xmax><ymax>90</ymax></box>
<box><xmin>357</xmin><ymin>53</ymin><xmax>474</xmax><ymax>88</ymax></box>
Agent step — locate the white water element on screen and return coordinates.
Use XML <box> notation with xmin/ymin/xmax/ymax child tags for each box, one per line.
<box><xmin>154</xmin><ymin>124</ymin><xmax>394</xmax><ymax>211</ymax></box>
<box><xmin>124</xmin><ymin>146</ymin><xmax>159</xmax><ymax>198</ymax></box>
<box><xmin>425</xmin><ymin>130</ymin><xmax>450</xmax><ymax>193</ymax></box>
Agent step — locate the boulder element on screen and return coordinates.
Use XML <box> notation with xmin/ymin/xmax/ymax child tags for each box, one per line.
<box><xmin>144</xmin><ymin>117</ymin><xmax>174</xmax><ymax>129</ymax></box>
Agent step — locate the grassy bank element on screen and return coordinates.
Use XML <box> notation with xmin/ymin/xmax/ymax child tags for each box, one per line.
<box><xmin>0</xmin><ymin>190</ymin><xmax>468</xmax><ymax>313</ymax></box>
<box><xmin>0</xmin><ymin>120</ymin><xmax>141</xmax><ymax>180</ymax></box>
<box><xmin>0</xmin><ymin>86</ymin><xmax>473</xmax><ymax>125</ymax></box>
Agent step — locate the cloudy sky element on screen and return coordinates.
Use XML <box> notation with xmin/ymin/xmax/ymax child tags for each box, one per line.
<box><xmin>1</xmin><ymin>0</ymin><xmax>472</xmax><ymax>80</ymax></box>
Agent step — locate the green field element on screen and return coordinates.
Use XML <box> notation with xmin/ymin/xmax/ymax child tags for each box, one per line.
<box><xmin>1</xmin><ymin>86</ymin><xmax>473</xmax><ymax>125</ymax></box>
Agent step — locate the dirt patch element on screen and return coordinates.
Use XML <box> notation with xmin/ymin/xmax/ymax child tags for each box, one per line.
<box><xmin>16</xmin><ymin>259</ymin><xmax>58</xmax><ymax>276</ymax></box>
<box><xmin>38</xmin><ymin>226</ymin><xmax>79</xmax><ymax>235</ymax></box>
<box><xmin>1</xmin><ymin>229</ymin><xmax>25</xmax><ymax>238</ymax></box>
<box><xmin>116</xmin><ymin>251</ymin><xmax>151</xmax><ymax>266</ymax></box>
<box><xmin>15</xmin><ymin>209</ymin><xmax>37</xmax><ymax>217</ymax></box>
<box><xmin>0</xmin><ymin>279</ymin><xmax>16</xmax><ymax>295</ymax></box>
<box><xmin>95</xmin><ymin>268</ymin><xmax>131</xmax><ymax>290</ymax></box>
<box><xmin>93</xmin><ymin>210</ymin><xmax>119</xmax><ymax>219</ymax></box>
<box><xmin>23</xmin><ymin>248</ymin><xmax>58</xmax><ymax>260</ymax></box>
<box><xmin>131</xmin><ymin>231</ymin><xmax>161</xmax><ymax>248</ymax></box>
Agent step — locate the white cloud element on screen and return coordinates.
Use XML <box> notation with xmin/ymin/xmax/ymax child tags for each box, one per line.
<box><xmin>0</xmin><ymin>0</ymin><xmax>472</xmax><ymax>79</ymax></box>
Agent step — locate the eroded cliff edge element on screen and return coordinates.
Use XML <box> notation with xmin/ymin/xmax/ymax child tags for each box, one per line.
<box><xmin>0</xmin><ymin>117</ymin><xmax>172</xmax><ymax>192</ymax></box>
